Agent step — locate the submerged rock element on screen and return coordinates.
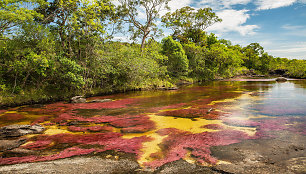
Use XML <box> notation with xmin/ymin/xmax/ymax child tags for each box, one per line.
<box><xmin>70</xmin><ymin>96</ymin><xmax>86</xmax><ymax>103</ymax></box>
<box><xmin>88</xmin><ymin>99</ymin><xmax>113</xmax><ymax>103</ymax></box>
<box><xmin>275</xmin><ymin>77</ymin><xmax>287</xmax><ymax>82</ymax></box>
<box><xmin>0</xmin><ymin>124</ymin><xmax>45</xmax><ymax>138</ymax></box>
<box><xmin>0</xmin><ymin>139</ymin><xmax>27</xmax><ymax>152</ymax></box>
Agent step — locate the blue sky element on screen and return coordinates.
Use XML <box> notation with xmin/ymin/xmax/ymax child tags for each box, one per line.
<box><xmin>114</xmin><ymin>0</ymin><xmax>306</xmax><ymax>60</ymax></box>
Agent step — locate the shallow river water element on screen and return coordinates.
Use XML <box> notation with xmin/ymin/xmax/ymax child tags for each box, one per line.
<box><xmin>0</xmin><ymin>79</ymin><xmax>305</xmax><ymax>169</ymax></box>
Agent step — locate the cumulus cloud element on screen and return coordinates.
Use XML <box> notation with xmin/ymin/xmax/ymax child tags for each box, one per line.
<box><xmin>207</xmin><ymin>9</ymin><xmax>259</xmax><ymax>36</ymax></box>
<box><xmin>255</xmin><ymin>0</ymin><xmax>297</xmax><ymax>10</ymax></box>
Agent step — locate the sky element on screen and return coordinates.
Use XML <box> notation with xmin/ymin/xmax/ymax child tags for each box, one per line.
<box><xmin>114</xmin><ymin>0</ymin><xmax>306</xmax><ymax>60</ymax></box>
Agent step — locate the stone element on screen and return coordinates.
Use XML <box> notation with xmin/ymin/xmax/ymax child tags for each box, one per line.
<box><xmin>0</xmin><ymin>139</ymin><xmax>27</xmax><ymax>152</ymax></box>
<box><xmin>275</xmin><ymin>77</ymin><xmax>287</xmax><ymax>82</ymax></box>
<box><xmin>0</xmin><ymin>124</ymin><xmax>45</xmax><ymax>138</ymax></box>
<box><xmin>88</xmin><ymin>99</ymin><xmax>113</xmax><ymax>103</ymax></box>
<box><xmin>70</xmin><ymin>96</ymin><xmax>86</xmax><ymax>103</ymax></box>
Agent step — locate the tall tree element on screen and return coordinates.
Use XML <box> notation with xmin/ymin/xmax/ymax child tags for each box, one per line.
<box><xmin>242</xmin><ymin>43</ymin><xmax>264</xmax><ymax>70</ymax></box>
<box><xmin>36</xmin><ymin>0</ymin><xmax>114</xmax><ymax>57</ymax></box>
<box><xmin>118</xmin><ymin>0</ymin><xmax>170</xmax><ymax>49</ymax></box>
<box><xmin>0</xmin><ymin>0</ymin><xmax>45</xmax><ymax>36</ymax></box>
<box><xmin>161</xmin><ymin>6</ymin><xmax>221</xmax><ymax>44</ymax></box>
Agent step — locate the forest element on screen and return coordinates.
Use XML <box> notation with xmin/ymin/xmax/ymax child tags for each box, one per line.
<box><xmin>1</xmin><ymin>0</ymin><xmax>305</xmax><ymax>106</ymax></box>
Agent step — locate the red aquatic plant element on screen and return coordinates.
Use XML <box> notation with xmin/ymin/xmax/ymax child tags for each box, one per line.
<box><xmin>21</xmin><ymin>140</ymin><xmax>53</xmax><ymax>150</ymax></box>
<box><xmin>0</xmin><ymin>113</ymin><xmax>25</xmax><ymax>121</ymax></box>
<box><xmin>159</xmin><ymin>108</ymin><xmax>220</xmax><ymax>119</ymax></box>
<box><xmin>0</xmin><ymin>110</ymin><xmax>7</xmax><ymax>114</ymax></box>
<box><xmin>146</xmin><ymin>128</ymin><xmax>251</xmax><ymax>168</ymax></box>
<box><xmin>201</xmin><ymin>124</ymin><xmax>224</xmax><ymax>130</ymax></box>
<box><xmin>70</xmin><ymin>98</ymin><xmax>139</xmax><ymax>110</ymax></box>
<box><xmin>0</xmin><ymin>147</ymin><xmax>96</xmax><ymax>165</ymax></box>
<box><xmin>147</xmin><ymin>103</ymin><xmax>187</xmax><ymax>113</ymax></box>
<box><xmin>67</xmin><ymin>125</ymin><xmax>113</xmax><ymax>132</ymax></box>
<box><xmin>31</xmin><ymin>116</ymin><xmax>50</xmax><ymax>125</ymax></box>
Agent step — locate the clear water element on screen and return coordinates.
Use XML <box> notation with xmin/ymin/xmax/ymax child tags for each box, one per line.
<box><xmin>0</xmin><ymin>80</ymin><xmax>305</xmax><ymax>167</ymax></box>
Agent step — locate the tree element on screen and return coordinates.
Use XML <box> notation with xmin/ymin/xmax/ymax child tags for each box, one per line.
<box><xmin>35</xmin><ymin>0</ymin><xmax>115</xmax><ymax>58</ymax></box>
<box><xmin>118</xmin><ymin>0</ymin><xmax>170</xmax><ymax>49</ymax></box>
<box><xmin>161</xmin><ymin>6</ymin><xmax>221</xmax><ymax>44</ymax></box>
<box><xmin>242</xmin><ymin>43</ymin><xmax>264</xmax><ymax>70</ymax></box>
<box><xmin>161</xmin><ymin>36</ymin><xmax>189</xmax><ymax>77</ymax></box>
<box><xmin>0</xmin><ymin>0</ymin><xmax>45</xmax><ymax>36</ymax></box>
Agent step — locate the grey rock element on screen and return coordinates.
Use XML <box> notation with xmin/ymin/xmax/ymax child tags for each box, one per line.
<box><xmin>88</xmin><ymin>99</ymin><xmax>113</xmax><ymax>103</ymax></box>
<box><xmin>0</xmin><ymin>124</ymin><xmax>45</xmax><ymax>138</ymax></box>
<box><xmin>275</xmin><ymin>77</ymin><xmax>287</xmax><ymax>82</ymax></box>
<box><xmin>70</xmin><ymin>96</ymin><xmax>86</xmax><ymax>103</ymax></box>
<box><xmin>0</xmin><ymin>139</ymin><xmax>27</xmax><ymax>152</ymax></box>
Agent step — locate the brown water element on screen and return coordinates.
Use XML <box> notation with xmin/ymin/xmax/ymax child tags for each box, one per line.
<box><xmin>0</xmin><ymin>79</ymin><xmax>305</xmax><ymax>168</ymax></box>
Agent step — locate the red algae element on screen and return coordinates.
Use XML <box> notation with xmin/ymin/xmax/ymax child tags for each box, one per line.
<box><xmin>71</xmin><ymin>98</ymin><xmax>139</xmax><ymax>110</ymax></box>
<box><xmin>121</xmin><ymin>124</ymin><xmax>154</xmax><ymax>133</ymax></box>
<box><xmin>22</xmin><ymin>140</ymin><xmax>53</xmax><ymax>150</ymax></box>
<box><xmin>147</xmin><ymin>103</ymin><xmax>187</xmax><ymax>113</ymax></box>
<box><xmin>32</xmin><ymin>116</ymin><xmax>50</xmax><ymax>125</ymax></box>
<box><xmin>0</xmin><ymin>113</ymin><xmax>25</xmax><ymax>121</ymax></box>
<box><xmin>0</xmin><ymin>147</ymin><xmax>95</xmax><ymax>165</ymax></box>
<box><xmin>159</xmin><ymin>108</ymin><xmax>220</xmax><ymax>119</ymax></box>
<box><xmin>0</xmin><ymin>110</ymin><xmax>7</xmax><ymax>114</ymax></box>
<box><xmin>23</xmin><ymin>132</ymin><xmax>152</xmax><ymax>156</ymax></box>
<box><xmin>68</xmin><ymin>125</ymin><xmax>113</xmax><ymax>132</ymax></box>
<box><xmin>201</xmin><ymin>124</ymin><xmax>224</xmax><ymax>130</ymax></box>
<box><xmin>146</xmin><ymin>128</ymin><xmax>251</xmax><ymax>168</ymax></box>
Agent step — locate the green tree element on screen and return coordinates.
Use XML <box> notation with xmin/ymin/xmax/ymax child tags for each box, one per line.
<box><xmin>0</xmin><ymin>0</ymin><xmax>45</xmax><ymax>36</ymax></box>
<box><xmin>161</xmin><ymin>6</ymin><xmax>221</xmax><ymax>44</ymax></box>
<box><xmin>242</xmin><ymin>43</ymin><xmax>264</xmax><ymax>71</ymax></box>
<box><xmin>161</xmin><ymin>36</ymin><xmax>189</xmax><ymax>77</ymax></box>
<box><xmin>118</xmin><ymin>0</ymin><xmax>170</xmax><ymax>49</ymax></box>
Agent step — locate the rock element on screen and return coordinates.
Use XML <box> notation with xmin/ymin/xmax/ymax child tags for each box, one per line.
<box><xmin>88</xmin><ymin>99</ymin><xmax>113</xmax><ymax>103</ymax></box>
<box><xmin>155</xmin><ymin>159</ymin><xmax>216</xmax><ymax>174</ymax></box>
<box><xmin>275</xmin><ymin>77</ymin><xmax>287</xmax><ymax>82</ymax></box>
<box><xmin>70</xmin><ymin>96</ymin><xmax>86</xmax><ymax>103</ymax></box>
<box><xmin>0</xmin><ymin>124</ymin><xmax>45</xmax><ymax>138</ymax></box>
<box><xmin>3</xmin><ymin>148</ymin><xmax>38</xmax><ymax>157</ymax></box>
<box><xmin>0</xmin><ymin>157</ymin><xmax>141</xmax><ymax>174</ymax></box>
<box><xmin>0</xmin><ymin>139</ymin><xmax>27</xmax><ymax>152</ymax></box>
<box><xmin>158</xmin><ymin>87</ymin><xmax>178</xmax><ymax>90</ymax></box>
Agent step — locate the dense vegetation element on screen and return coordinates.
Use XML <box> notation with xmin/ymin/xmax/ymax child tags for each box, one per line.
<box><xmin>0</xmin><ymin>0</ymin><xmax>305</xmax><ymax>106</ymax></box>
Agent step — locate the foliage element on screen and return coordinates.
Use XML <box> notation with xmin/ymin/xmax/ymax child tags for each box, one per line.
<box><xmin>118</xmin><ymin>0</ymin><xmax>170</xmax><ymax>49</ymax></box>
<box><xmin>162</xmin><ymin>36</ymin><xmax>189</xmax><ymax>77</ymax></box>
<box><xmin>161</xmin><ymin>6</ymin><xmax>221</xmax><ymax>44</ymax></box>
<box><xmin>0</xmin><ymin>2</ymin><xmax>305</xmax><ymax>106</ymax></box>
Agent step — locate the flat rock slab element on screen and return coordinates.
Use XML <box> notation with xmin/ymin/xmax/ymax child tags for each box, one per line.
<box><xmin>0</xmin><ymin>125</ymin><xmax>45</xmax><ymax>138</ymax></box>
<box><xmin>0</xmin><ymin>139</ymin><xmax>27</xmax><ymax>152</ymax></box>
<box><xmin>211</xmin><ymin>131</ymin><xmax>306</xmax><ymax>174</ymax></box>
<box><xmin>0</xmin><ymin>157</ymin><xmax>141</xmax><ymax>174</ymax></box>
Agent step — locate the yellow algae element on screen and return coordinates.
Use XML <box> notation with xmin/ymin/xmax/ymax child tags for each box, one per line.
<box><xmin>130</xmin><ymin>114</ymin><xmax>224</xmax><ymax>165</ymax></box>
<box><xmin>44</xmin><ymin>126</ymin><xmax>72</xmax><ymax>135</ymax></box>
<box><xmin>183</xmin><ymin>150</ymin><xmax>197</xmax><ymax>164</ymax></box>
<box><xmin>158</xmin><ymin>106</ymin><xmax>192</xmax><ymax>113</ymax></box>
<box><xmin>150</xmin><ymin>115</ymin><xmax>222</xmax><ymax>133</ymax></box>
<box><xmin>138</xmin><ymin>132</ymin><xmax>167</xmax><ymax>165</ymax></box>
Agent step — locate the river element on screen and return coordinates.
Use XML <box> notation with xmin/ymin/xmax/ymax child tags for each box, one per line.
<box><xmin>0</xmin><ymin>79</ymin><xmax>305</xmax><ymax>172</ymax></box>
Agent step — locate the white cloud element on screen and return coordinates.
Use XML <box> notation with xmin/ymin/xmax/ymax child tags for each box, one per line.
<box><xmin>266</xmin><ymin>43</ymin><xmax>306</xmax><ymax>59</ymax></box>
<box><xmin>281</xmin><ymin>24</ymin><xmax>306</xmax><ymax>37</ymax></box>
<box><xmin>207</xmin><ymin>10</ymin><xmax>259</xmax><ymax>36</ymax></box>
<box><xmin>255</xmin><ymin>0</ymin><xmax>297</xmax><ymax>10</ymax></box>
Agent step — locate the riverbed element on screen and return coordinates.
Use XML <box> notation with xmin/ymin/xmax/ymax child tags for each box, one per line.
<box><xmin>0</xmin><ymin>79</ymin><xmax>305</xmax><ymax>173</ymax></box>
